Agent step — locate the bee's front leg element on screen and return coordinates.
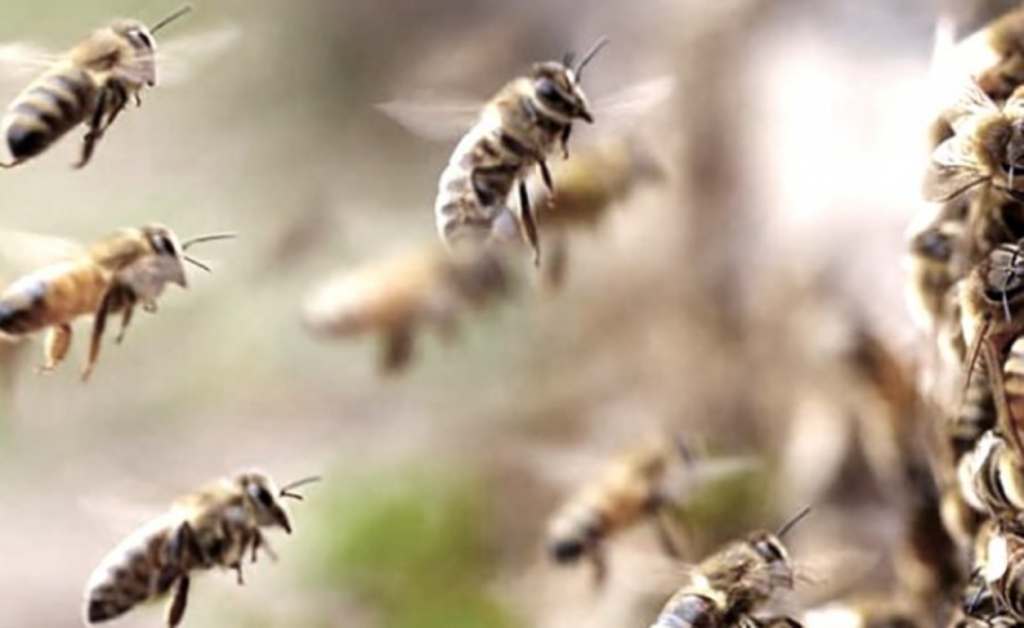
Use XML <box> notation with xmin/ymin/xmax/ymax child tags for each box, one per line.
<box><xmin>518</xmin><ymin>181</ymin><xmax>541</xmax><ymax>266</ymax></box>
<box><xmin>75</xmin><ymin>89</ymin><xmax>108</xmax><ymax>169</ymax></box>
<box><xmin>116</xmin><ymin>304</ymin><xmax>135</xmax><ymax>345</ymax></box>
<box><xmin>39</xmin><ymin>324</ymin><xmax>72</xmax><ymax>373</ymax></box>
<box><xmin>560</xmin><ymin>125</ymin><xmax>572</xmax><ymax>159</ymax></box>
<box><xmin>538</xmin><ymin>159</ymin><xmax>553</xmax><ymax>192</ymax></box>
<box><xmin>166</xmin><ymin>575</ymin><xmax>191</xmax><ymax>628</ymax></box>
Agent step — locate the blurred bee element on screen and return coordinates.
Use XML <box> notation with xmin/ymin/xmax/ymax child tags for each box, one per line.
<box><xmin>431</xmin><ymin>38</ymin><xmax>608</xmax><ymax>263</ymax></box>
<box><xmin>0</xmin><ymin>6</ymin><xmax>193</xmax><ymax>169</ymax></box>
<box><xmin>530</xmin><ymin>137</ymin><xmax>665</xmax><ymax>288</ymax></box>
<box><xmin>84</xmin><ymin>471</ymin><xmax>319</xmax><ymax>627</ymax></box>
<box><xmin>949</xmin><ymin>574</ymin><xmax>1018</xmax><ymax>627</ymax></box>
<box><xmin>904</xmin><ymin>220</ymin><xmax>964</xmax><ymax>334</ymax></box>
<box><xmin>545</xmin><ymin>436</ymin><xmax>693</xmax><ymax>584</ymax></box>
<box><xmin>965</xmin><ymin>519</ymin><xmax>1024</xmax><ymax>623</ymax></box>
<box><xmin>0</xmin><ymin>225</ymin><xmax>234</xmax><ymax>381</ymax></box>
<box><xmin>648</xmin><ymin>507</ymin><xmax>810</xmax><ymax>628</ymax></box>
<box><xmin>303</xmin><ymin>244</ymin><xmax>511</xmax><ymax>373</ymax></box>
<box><xmin>935</xmin><ymin>5</ymin><xmax>1024</xmax><ymax>106</ymax></box>
<box><xmin>956</xmin><ymin>430</ymin><xmax>1024</xmax><ymax>516</ymax></box>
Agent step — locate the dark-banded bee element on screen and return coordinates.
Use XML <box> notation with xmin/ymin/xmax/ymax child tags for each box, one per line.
<box><xmin>647</xmin><ymin>508</ymin><xmax>809</xmax><ymax>628</ymax></box>
<box><xmin>957</xmin><ymin>430</ymin><xmax>1024</xmax><ymax>516</ymax></box>
<box><xmin>934</xmin><ymin>5</ymin><xmax>1024</xmax><ymax>105</ymax></box>
<box><xmin>0</xmin><ymin>6</ymin><xmax>191</xmax><ymax>169</ymax></box>
<box><xmin>904</xmin><ymin>220</ymin><xmax>964</xmax><ymax>334</ymax></box>
<box><xmin>0</xmin><ymin>225</ymin><xmax>233</xmax><ymax>381</ymax></box>
<box><xmin>303</xmin><ymin>243</ymin><xmax>511</xmax><ymax>373</ymax></box>
<box><xmin>545</xmin><ymin>436</ymin><xmax>693</xmax><ymax>584</ymax></box>
<box><xmin>84</xmin><ymin>471</ymin><xmax>318</xmax><ymax>626</ymax></box>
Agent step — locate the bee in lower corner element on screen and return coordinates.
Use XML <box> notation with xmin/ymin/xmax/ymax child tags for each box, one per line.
<box><xmin>0</xmin><ymin>224</ymin><xmax>234</xmax><ymax>381</ymax></box>
<box><xmin>302</xmin><ymin>243</ymin><xmax>512</xmax><ymax>373</ymax></box>
<box><xmin>83</xmin><ymin>471</ymin><xmax>319</xmax><ymax>627</ymax></box>
<box><xmin>0</xmin><ymin>6</ymin><xmax>193</xmax><ymax>169</ymax></box>
<box><xmin>648</xmin><ymin>507</ymin><xmax>810</xmax><ymax>628</ymax></box>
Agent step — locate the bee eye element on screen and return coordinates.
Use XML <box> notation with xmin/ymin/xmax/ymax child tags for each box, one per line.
<box><xmin>755</xmin><ymin>539</ymin><xmax>784</xmax><ymax>562</ymax></box>
<box><xmin>131</xmin><ymin>29</ymin><xmax>154</xmax><ymax>49</ymax></box>
<box><xmin>535</xmin><ymin>78</ymin><xmax>563</xmax><ymax>102</ymax></box>
<box><xmin>150</xmin><ymin>234</ymin><xmax>176</xmax><ymax>256</ymax></box>
<box><xmin>249</xmin><ymin>484</ymin><xmax>275</xmax><ymax>508</ymax></box>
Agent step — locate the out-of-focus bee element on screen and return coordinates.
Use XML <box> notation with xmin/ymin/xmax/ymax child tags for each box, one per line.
<box><xmin>303</xmin><ymin>244</ymin><xmax>511</xmax><ymax>373</ymax></box>
<box><xmin>429</xmin><ymin>38</ymin><xmax>608</xmax><ymax>263</ymax></box>
<box><xmin>802</xmin><ymin>597</ymin><xmax>927</xmax><ymax>628</ymax></box>
<box><xmin>957</xmin><ymin>430</ymin><xmax>1024</xmax><ymax>516</ymax></box>
<box><xmin>934</xmin><ymin>5</ymin><xmax>1024</xmax><ymax>106</ymax></box>
<box><xmin>545</xmin><ymin>436</ymin><xmax>693</xmax><ymax>584</ymax></box>
<box><xmin>84</xmin><ymin>471</ymin><xmax>319</xmax><ymax>626</ymax></box>
<box><xmin>0</xmin><ymin>225</ymin><xmax>234</xmax><ymax>381</ymax></box>
<box><xmin>648</xmin><ymin>507</ymin><xmax>809</xmax><ymax>628</ymax></box>
<box><xmin>904</xmin><ymin>220</ymin><xmax>965</xmax><ymax>333</ymax></box>
<box><xmin>530</xmin><ymin>137</ymin><xmax>665</xmax><ymax>288</ymax></box>
<box><xmin>0</xmin><ymin>6</ymin><xmax>193</xmax><ymax>169</ymax></box>
<box><xmin>965</xmin><ymin>519</ymin><xmax>1024</xmax><ymax>623</ymax></box>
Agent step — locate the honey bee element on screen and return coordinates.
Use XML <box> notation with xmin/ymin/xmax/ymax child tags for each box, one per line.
<box><xmin>956</xmin><ymin>430</ymin><xmax>1024</xmax><ymax>516</ymax></box>
<box><xmin>648</xmin><ymin>507</ymin><xmax>810</xmax><ymax>628</ymax></box>
<box><xmin>965</xmin><ymin>519</ymin><xmax>1024</xmax><ymax>623</ymax></box>
<box><xmin>84</xmin><ymin>471</ymin><xmax>319</xmax><ymax>626</ymax></box>
<box><xmin>905</xmin><ymin>220</ymin><xmax>965</xmax><ymax>333</ymax></box>
<box><xmin>935</xmin><ymin>5</ymin><xmax>1024</xmax><ymax>105</ymax></box>
<box><xmin>0</xmin><ymin>6</ymin><xmax>192</xmax><ymax>169</ymax></box>
<box><xmin>545</xmin><ymin>436</ymin><xmax>696</xmax><ymax>584</ymax></box>
<box><xmin>303</xmin><ymin>243</ymin><xmax>511</xmax><ymax>373</ymax></box>
<box><xmin>0</xmin><ymin>225</ymin><xmax>234</xmax><ymax>381</ymax></box>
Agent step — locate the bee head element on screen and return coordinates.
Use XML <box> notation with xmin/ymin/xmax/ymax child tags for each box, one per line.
<box><xmin>548</xmin><ymin>537</ymin><xmax>587</xmax><ymax>563</ymax></box>
<box><xmin>910</xmin><ymin>224</ymin><xmax>956</xmax><ymax>264</ymax></box>
<box><xmin>109</xmin><ymin>19</ymin><xmax>158</xmax><ymax>87</ymax></box>
<box><xmin>982</xmin><ymin>244</ymin><xmax>1024</xmax><ymax>312</ymax></box>
<box><xmin>747</xmin><ymin>532</ymin><xmax>794</xmax><ymax>588</ymax></box>
<box><xmin>238</xmin><ymin>472</ymin><xmax>320</xmax><ymax>535</ymax></box>
<box><xmin>531</xmin><ymin>37</ymin><xmax>608</xmax><ymax>124</ymax></box>
<box><xmin>140</xmin><ymin>224</ymin><xmax>188</xmax><ymax>288</ymax></box>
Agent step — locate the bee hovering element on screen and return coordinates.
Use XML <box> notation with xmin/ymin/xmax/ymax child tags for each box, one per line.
<box><xmin>0</xmin><ymin>5</ymin><xmax>227</xmax><ymax>169</ymax></box>
<box><xmin>84</xmin><ymin>471</ymin><xmax>319</xmax><ymax>627</ymax></box>
<box><xmin>0</xmin><ymin>225</ymin><xmax>234</xmax><ymax>381</ymax></box>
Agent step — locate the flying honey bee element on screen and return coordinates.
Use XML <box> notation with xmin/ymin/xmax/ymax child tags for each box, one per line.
<box><xmin>648</xmin><ymin>508</ymin><xmax>810</xmax><ymax>628</ymax></box>
<box><xmin>84</xmin><ymin>471</ymin><xmax>319</xmax><ymax>627</ymax></box>
<box><xmin>303</xmin><ymin>243</ymin><xmax>512</xmax><ymax>373</ymax></box>
<box><xmin>0</xmin><ymin>225</ymin><xmax>234</xmax><ymax>381</ymax></box>
<box><xmin>0</xmin><ymin>6</ymin><xmax>193</xmax><ymax>169</ymax></box>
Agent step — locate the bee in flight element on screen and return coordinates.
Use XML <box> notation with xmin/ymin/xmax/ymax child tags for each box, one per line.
<box><xmin>303</xmin><ymin>243</ymin><xmax>512</xmax><ymax>373</ymax></box>
<box><xmin>84</xmin><ymin>471</ymin><xmax>319</xmax><ymax>627</ymax></box>
<box><xmin>648</xmin><ymin>507</ymin><xmax>810</xmax><ymax>628</ymax></box>
<box><xmin>0</xmin><ymin>224</ymin><xmax>234</xmax><ymax>381</ymax></box>
<box><xmin>0</xmin><ymin>5</ymin><xmax>193</xmax><ymax>169</ymax></box>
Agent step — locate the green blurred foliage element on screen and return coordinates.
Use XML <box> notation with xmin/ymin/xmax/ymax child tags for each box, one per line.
<box><xmin>301</xmin><ymin>468</ymin><xmax>520</xmax><ymax>628</ymax></box>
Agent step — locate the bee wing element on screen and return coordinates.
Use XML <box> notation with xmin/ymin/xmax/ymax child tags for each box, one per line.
<box><xmin>0</xmin><ymin>42</ymin><xmax>63</xmax><ymax>81</ymax></box>
<box><xmin>0</xmin><ymin>230</ymin><xmax>83</xmax><ymax>285</ymax></box>
<box><xmin>376</xmin><ymin>98</ymin><xmax>484</xmax><ymax>142</ymax></box>
<box><xmin>923</xmin><ymin>137</ymin><xmax>987</xmax><ymax>202</ymax></box>
<box><xmin>943</xmin><ymin>78</ymin><xmax>1000</xmax><ymax>131</ymax></box>
<box><xmin>587</xmin><ymin>75</ymin><xmax>676</xmax><ymax>134</ymax></box>
<box><xmin>131</xmin><ymin>26</ymin><xmax>242</xmax><ymax>87</ymax></box>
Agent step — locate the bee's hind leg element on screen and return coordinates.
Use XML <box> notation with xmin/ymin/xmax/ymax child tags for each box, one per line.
<box><xmin>82</xmin><ymin>290</ymin><xmax>117</xmax><ymax>382</ymax></box>
<box><xmin>518</xmin><ymin>182</ymin><xmax>541</xmax><ymax>266</ymax></box>
<box><xmin>39</xmin><ymin>324</ymin><xmax>72</xmax><ymax>373</ymax></box>
<box><xmin>75</xmin><ymin>90</ymin><xmax>108</xmax><ymax>169</ymax></box>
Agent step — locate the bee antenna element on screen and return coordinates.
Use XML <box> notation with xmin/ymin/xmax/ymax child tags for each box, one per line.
<box><xmin>573</xmin><ymin>36</ymin><xmax>609</xmax><ymax>79</ymax></box>
<box><xmin>181</xmin><ymin>232</ymin><xmax>237</xmax><ymax>251</ymax></box>
<box><xmin>775</xmin><ymin>505</ymin><xmax>812</xmax><ymax>540</ymax></box>
<box><xmin>279</xmin><ymin>475</ymin><xmax>322</xmax><ymax>500</ymax></box>
<box><xmin>183</xmin><ymin>255</ymin><xmax>212</xmax><ymax>273</ymax></box>
<box><xmin>151</xmin><ymin>4</ymin><xmax>194</xmax><ymax>35</ymax></box>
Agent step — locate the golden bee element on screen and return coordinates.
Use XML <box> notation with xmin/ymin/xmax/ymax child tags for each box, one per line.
<box><xmin>648</xmin><ymin>508</ymin><xmax>809</xmax><ymax>628</ymax></box>
<box><xmin>84</xmin><ymin>471</ymin><xmax>319</xmax><ymax>627</ymax></box>
<box><xmin>303</xmin><ymin>244</ymin><xmax>511</xmax><ymax>373</ymax></box>
<box><xmin>431</xmin><ymin>38</ymin><xmax>607</xmax><ymax>263</ymax></box>
<box><xmin>0</xmin><ymin>225</ymin><xmax>234</xmax><ymax>381</ymax></box>
<box><xmin>545</xmin><ymin>436</ymin><xmax>695</xmax><ymax>584</ymax></box>
<box><xmin>0</xmin><ymin>6</ymin><xmax>192</xmax><ymax>169</ymax></box>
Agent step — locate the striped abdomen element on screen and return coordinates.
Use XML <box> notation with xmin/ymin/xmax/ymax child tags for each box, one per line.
<box><xmin>651</xmin><ymin>593</ymin><xmax>722</xmax><ymax>628</ymax></box>
<box><xmin>951</xmin><ymin>361</ymin><xmax>996</xmax><ymax>458</ymax></box>
<box><xmin>2</xmin><ymin>67</ymin><xmax>98</xmax><ymax>162</ymax></box>
<box><xmin>960</xmin><ymin>433</ymin><xmax>1024</xmax><ymax>513</ymax></box>
<box><xmin>994</xmin><ymin>536</ymin><xmax>1024</xmax><ymax>621</ymax></box>
<box><xmin>0</xmin><ymin>261</ymin><xmax>108</xmax><ymax>335</ymax></box>
<box><xmin>1005</xmin><ymin>337</ymin><xmax>1024</xmax><ymax>431</ymax></box>
<box><xmin>85</xmin><ymin>517</ymin><xmax>185</xmax><ymax>623</ymax></box>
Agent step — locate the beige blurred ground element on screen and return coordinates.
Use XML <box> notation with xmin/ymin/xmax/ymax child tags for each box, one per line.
<box><xmin>0</xmin><ymin>0</ymin><xmax>996</xmax><ymax>626</ymax></box>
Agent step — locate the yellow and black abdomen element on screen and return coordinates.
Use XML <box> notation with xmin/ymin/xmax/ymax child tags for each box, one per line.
<box><xmin>0</xmin><ymin>261</ymin><xmax>108</xmax><ymax>335</ymax></box>
<box><xmin>2</xmin><ymin>67</ymin><xmax>98</xmax><ymax>162</ymax></box>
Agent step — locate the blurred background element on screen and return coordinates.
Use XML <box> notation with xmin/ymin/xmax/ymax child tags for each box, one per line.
<box><xmin>0</xmin><ymin>0</ymin><xmax>1010</xmax><ymax>626</ymax></box>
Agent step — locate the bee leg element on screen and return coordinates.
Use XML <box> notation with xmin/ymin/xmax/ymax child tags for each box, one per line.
<box><xmin>166</xmin><ymin>575</ymin><xmax>190</xmax><ymax>628</ymax></box>
<box><xmin>38</xmin><ymin>324</ymin><xmax>72</xmax><ymax>373</ymax></box>
<box><xmin>589</xmin><ymin>544</ymin><xmax>607</xmax><ymax>586</ymax></box>
<box><xmin>541</xmin><ymin>232</ymin><xmax>569</xmax><ymax>291</ymax></box>
<box><xmin>518</xmin><ymin>181</ymin><xmax>541</xmax><ymax>266</ymax></box>
<box><xmin>251</xmin><ymin>530</ymin><xmax>278</xmax><ymax>563</ymax></box>
<box><xmin>232</xmin><ymin>562</ymin><xmax>245</xmax><ymax>586</ymax></box>
<box><xmin>82</xmin><ymin>290</ymin><xmax>116</xmax><ymax>382</ymax></box>
<box><xmin>537</xmin><ymin>159</ymin><xmax>554</xmax><ymax>192</ymax></box>
<box><xmin>382</xmin><ymin>327</ymin><xmax>414</xmax><ymax>374</ymax></box>
<box><xmin>75</xmin><ymin>89</ymin><xmax>109</xmax><ymax>169</ymax></box>
<box><xmin>651</xmin><ymin>503</ymin><xmax>685</xmax><ymax>559</ymax></box>
<box><xmin>560</xmin><ymin>125</ymin><xmax>572</xmax><ymax>159</ymax></box>
<box><xmin>116</xmin><ymin>303</ymin><xmax>136</xmax><ymax>345</ymax></box>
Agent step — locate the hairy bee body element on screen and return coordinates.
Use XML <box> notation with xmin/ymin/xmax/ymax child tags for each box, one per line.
<box><xmin>650</xmin><ymin>529</ymin><xmax>798</xmax><ymax>628</ymax></box>
<box><xmin>1</xmin><ymin>10</ymin><xmax>184</xmax><ymax>168</ymax></box>
<box><xmin>905</xmin><ymin>221</ymin><xmax>963</xmax><ymax>332</ymax></box>
<box><xmin>951</xmin><ymin>361</ymin><xmax>997</xmax><ymax>458</ymax></box>
<box><xmin>975</xmin><ymin>522</ymin><xmax>1024</xmax><ymax>621</ymax></box>
<box><xmin>303</xmin><ymin>245</ymin><xmax>510</xmax><ymax>372</ymax></box>
<box><xmin>85</xmin><ymin>471</ymin><xmax>307</xmax><ymax>626</ymax></box>
<box><xmin>435</xmin><ymin>48</ymin><xmax>601</xmax><ymax>259</ymax></box>
<box><xmin>546</xmin><ymin>438</ymin><xmax>686</xmax><ymax>581</ymax></box>
<box><xmin>958</xmin><ymin>431</ymin><xmax>1024</xmax><ymax>515</ymax></box>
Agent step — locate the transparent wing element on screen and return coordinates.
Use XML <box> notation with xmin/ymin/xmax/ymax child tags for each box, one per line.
<box><xmin>922</xmin><ymin>162</ymin><xmax>986</xmax><ymax>202</ymax></box>
<box><xmin>376</xmin><ymin>98</ymin><xmax>484</xmax><ymax>142</ymax></box>
<box><xmin>0</xmin><ymin>230</ymin><xmax>83</xmax><ymax>286</ymax></box>
<box><xmin>588</xmin><ymin>75</ymin><xmax>675</xmax><ymax>134</ymax></box>
<box><xmin>943</xmin><ymin>79</ymin><xmax>999</xmax><ymax>132</ymax></box>
<box><xmin>0</xmin><ymin>41</ymin><xmax>63</xmax><ymax>82</ymax></box>
<box><xmin>145</xmin><ymin>26</ymin><xmax>243</xmax><ymax>87</ymax></box>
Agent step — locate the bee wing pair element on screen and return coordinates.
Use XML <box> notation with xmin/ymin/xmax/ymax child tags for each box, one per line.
<box><xmin>0</xmin><ymin>229</ymin><xmax>84</xmax><ymax>285</ymax></box>
<box><xmin>378</xmin><ymin>76</ymin><xmax>676</xmax><ymax>143</ymax></box>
